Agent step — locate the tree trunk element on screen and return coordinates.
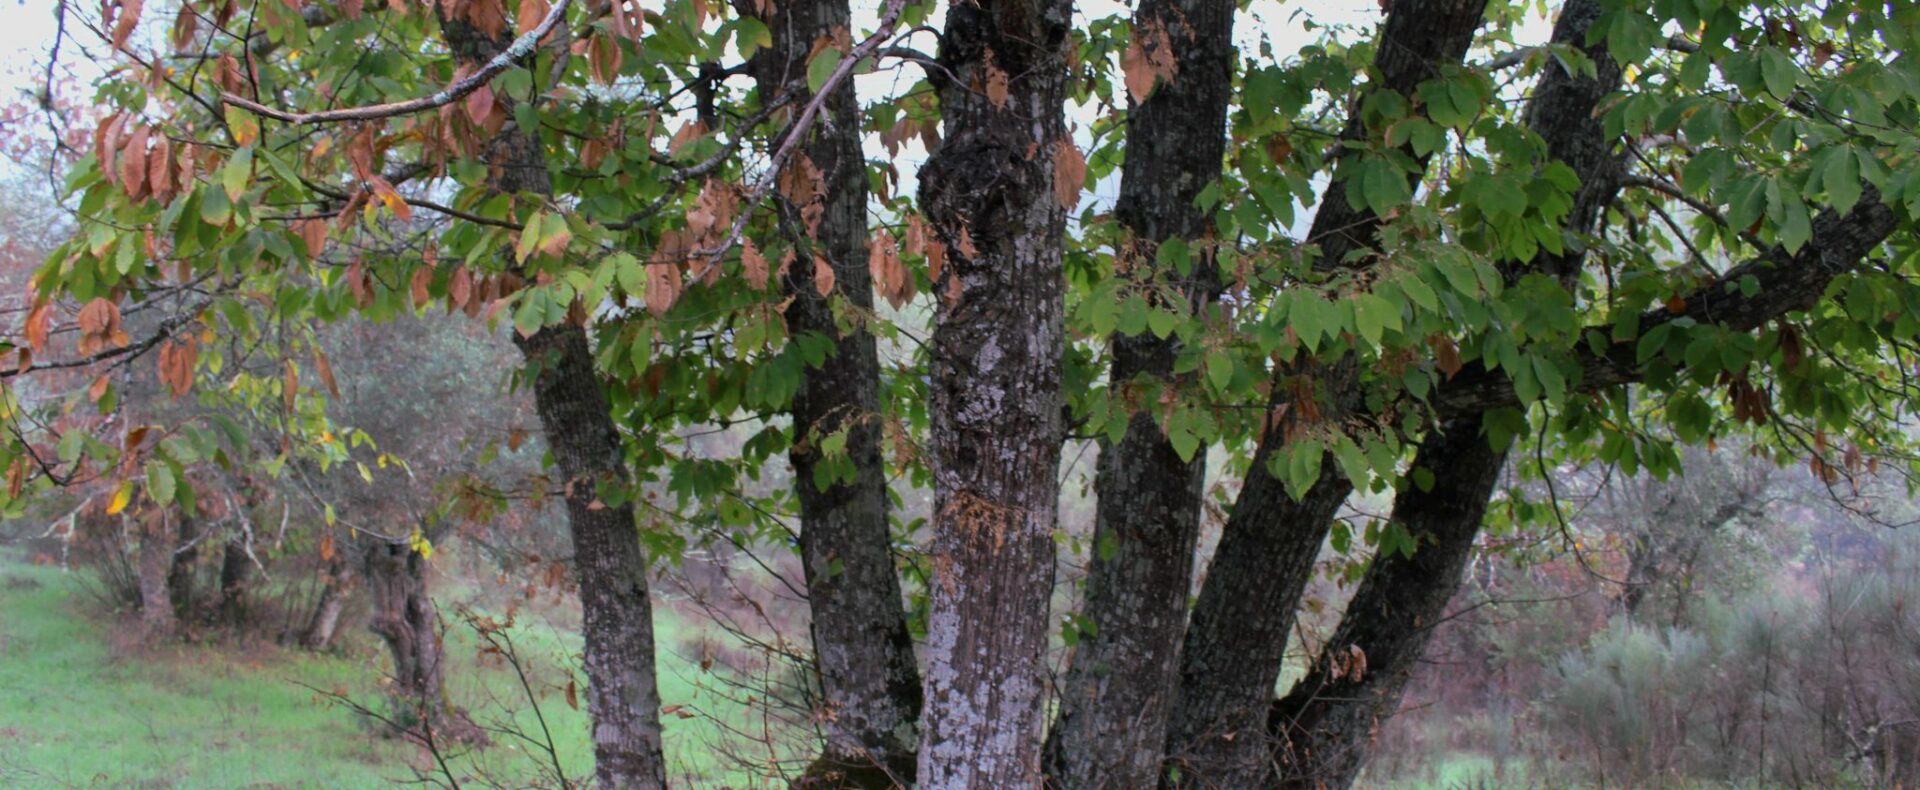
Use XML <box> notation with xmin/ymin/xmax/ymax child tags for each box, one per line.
<box><xmin>166</xmin><ymin>512</ymin><xmax>202</xmax><ymax>618</ymax></box>
<box><xmin>218</xmin><ymin>538</ymin><xmax>256</xmax><ymax>626</ymax></box>
<box><xmin>301</xmin><ymin>556</ymin><xmax>351</xmax><ymax>650</ymax></box>
<box><xmin>1266</xmin><ymin>6</ymin><xmax>1625</xmax><ymax>785</ymax></box>
<box><xmin>438</xmin><ymin>13</ymin><xmax>669</xmax><ymax>787</ymax></box>
<box><xmin>135</xmin><ymin>511</ymin><xmax>178</xmax><ymax>639</ymax></box>
<box><xmin>1268</xmin><ymin>416</ymin><xmax>1508</xmax><ymax>788</ymax></box>
<box><xmin>742</xmin><ymin>0</ymin><xmax>922</xmax><ymax>784</ymax></box>
<box><xmin>1164</xmin><ymin>2</ymin><xmax>1490</xmax><ymax>784</ymax></box>
<box><xmin>363</xmin><ymin>539</ymin><xmax>444</xmax><ymax>707</ymax></box>
<box><xmin>915</xmin><ymin>1</ymin><xmax>1071</xmax><ymax>785</ymax></box>
<box><xmin>1044</xmin><ymin>0</ymin><xmax>1235</xmax><ymax>784</ymax></box>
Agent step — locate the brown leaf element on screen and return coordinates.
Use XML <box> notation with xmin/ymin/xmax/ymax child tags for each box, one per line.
<box><xmin>812</xmin><ymin>255</ymin><xmax>836</xmax><ymax>297</ymax></box>
<box><xmin>111</xmin><ymin>0</ymin><xmax>144</xmax><ymax>50</ymax></box>
<box><xmin>1052</xmin><ymin>139</ymin><xmax>1086</xmax><ymax>211</ymax></box>
<box><xmin>283</xmin><ymin>359</ymin><xmax>299</xmax><ymax>414</ymax></box>
<box><xmin>119</xmin><ymin>125</ymin><xmax>150</xmax><ymax>200</ymax></box>
<box><xmin>984</xmin><ymin>60</ymin><xmax>1011</xmax><ymax>111</ymax></box>
<box><xmin>515</xmin><ymin>0</ymin><xmax>551</xmax><ymax>39</ymax></box>
<box><xmin>1427</xmin><ymin>334</ymin><xmax>1463</xmax><ymax>380</ymax></box>
<box><xmin>148</xmin><ymin>135</ymin><xmax>174</xmax><ymax>200</ymax></box>
<box><xmin>742</xmin><ymin>238</ymin><xmax>770</xmax><ymax>290</ymax></box>
<box><xmin>588</xmin><ymin>33</ymin><xmax>622</xmax><ymax>86</ymax></box>
<box><xmin>1122</xmin><ymin>20</ymin><xmax>1178</xmax><ymax>103</ymax></box>
<box><xmin>319</xmin><ymin>532</ymin><xmax>335</xmax><ymax>563</ymax></box>
<box><xmin>410</xmin><ymin>265</ymin><xmax>433</xmax><ymax>308</ymax></box>
<box><xmin>88</xmin><ymin>375</ymin><xmax>110</xmax><ymax>403</ymax></box>
<box><xmin>313</xmin><ymin>348</ymin><xmax>341</xmax><ymax>399</ymax></box>
<box><xmin>448</xmin><ymin>266</ymin><xmax>473</xmax><ymax>311</ymax></box>
<box><xmin>171</xmin><ymin>2</ymin><xmax>199</xmax><ymax>49</ymax></box>
<box><xmin>564</xmin><ymin>680</ymin><xmax>579</xmax><ymax>710</ymax></box>
<box><xmin>464</xmin><ymin>84</ymin><xmax>496</xmax><ymax>127</ymax></box>
<box><xmin>300</xmin><ymin>218</ymin><xmax>328</xmax><ymax>258</ymax></box>
<box><xmin>1664</xmin><ymin>294</ymin><xmax>1687</xmax><ymax>315</ymax></box>
<box><xmin>22</xmin><ymin>301</ymin><xmax>50</xmax><ymax>353</ymax></box>
<box><xmin>507</xmin><ymin>429</ymin><xmax>528</xmax><ymax>451</ymax></box>
<box><xmin>645</xmin><ymin>262</ymin><xmax>681</xmax><ymax>317</ymax></box>
<box><xmin>668</xmin><ymin>119</ymin><xmax>709</xmax><ymax>155</ymax></box>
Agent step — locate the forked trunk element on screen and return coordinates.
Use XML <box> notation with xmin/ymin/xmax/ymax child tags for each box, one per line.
<box><xmin>1044</xmin><ymin>0</ymin><xmax>1235</xmax><ymax>785</ymax></box>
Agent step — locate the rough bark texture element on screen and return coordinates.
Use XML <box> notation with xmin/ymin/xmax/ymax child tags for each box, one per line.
<box><xmin>301</xmin><ymin>557</ymin><xmax>351</xmax><ymax>650</ymax></box>
<box><xmin>1268</xmin><ymin>416</ymin><xmax>1509</xmax><ymax>788</ymax></box>
<box><xmin>743</xmin><ymin>0</ymin><xmax>921</xmax><ymax>784</ymax></box>
<box><xmin>1043</xmin><ymin>0</ymin><xmax>1235</xmax><ymax>785</ymax></box>
<box><xmin>441</xmin><ymin>13</ymin><xmax>669</xmax><ymax>788</ymax></box>
<box><xmin>1264</xmin><ymin>6</ymin><xmax>1625</xmax><ymax>784</ymax></box>
<box><xmin>916</xmin><ymin>0</ymin><xmax>1072</xmax><ymax>785</ymax></box>
<box><xmin>1163</xmin><ymin>2</ymin><xmax>1489</xmax><ymax>785</ymax></box>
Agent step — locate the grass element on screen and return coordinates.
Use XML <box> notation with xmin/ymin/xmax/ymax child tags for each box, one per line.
<box><xmin>0</xmin><ymin>549</ymin><xmax>806</xmax><ymax>788</ymax></box>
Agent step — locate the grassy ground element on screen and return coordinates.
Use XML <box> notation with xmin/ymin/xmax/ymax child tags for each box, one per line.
<box><xmin>0</xmin><ymin>550</ymin><xmax>802</xmax><ymax>788</ymax></box>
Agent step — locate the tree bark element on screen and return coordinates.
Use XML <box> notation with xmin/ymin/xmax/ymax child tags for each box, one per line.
<box><xmin>1044</xmin><ymin>0</ymin><xmax>1235</xmax><ymax>784</ymax></box>
<box><xmin>916</xmin><ymin>0</ymin><xmax>1072</xmax><ymax>785</ymax></box>
<box><xmin>363</xmin><ymin>539</ymin><xmax>446</xmax><ymax>710</ymax></box>
<box><xmin>1164</xmin><ymin>2</ymin><xmax>1489</xmax><ymax>784</ymax></box>
<box><xmin>301</xmin><ymin>556</ymin><xmax>351</xmax><ymax>650</ymax></box>
<box><xmin>1265</xmin><ymin>5</ymin><xmax>1624</xmax><ymax>784</ymax></box>
<box><xmin>166</xmin><ymin>512</ymin><xmax>202</xmax><ymax>618</ymax></box>
<box><xmin>439</xmin><ymin>13</ymin><xmax>670</xmax><ymax>788</ymax></box>
<box><xmin>1268</xmin><ymin>416</ymin><xmax>1508</xmax><ymax>789</ymax></box>
<box><xmin>218</xmin><ymin>538</ymin><xmax>256</xmax><ymax>626</ymax></box>
<box><xmin>135</xmin><ymin>511</ymin><xmax>178</xmax><ymax>639</ymax></box>
<box><xmin>742</xmin><ymin>1</ymin><xmax>922</xmax><ymax>785</ymax></box>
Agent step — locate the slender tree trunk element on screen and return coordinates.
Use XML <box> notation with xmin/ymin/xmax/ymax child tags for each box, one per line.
<box><xmin>741</xmin><ymin>0</ymin><xmax>921</xmax><ymax>784</ymax></box>
<box><xmin>1266</xmin><ymin>6</ymin><xmax>1626</xmax><ymax>785</ymax></box>
<box><xmin>1164</xmin><ymin>2</ymin><xmax>1489</xmax><ymax>785</ymax></box>
<box><xmin>301</xmin><ymin>556</ymin><xmax>351</xmax><ymax>650</ymax></box>
<box><xmin>1268</xmin><ymin>416</ymin><xmax>1508</xmax><ymax>788</ymax></box>
<box><xmin>1043</xmin><ymin>0</ymin><xmax>1235</xmax><ymax>785</ymax></box>
<box><xmin>439</xmin><ymin>14</ymin><xmax>669</xmax><ymax>788</ymax></box>
<box><xmin>916</xmin><ymin>1</ymin><xmax>1071</xmax><ymax>785</ymax></box>
<box><xmin>135</xmin><ymin>511</ymin><xmax>178</xmax><ymax>639</ymax></box>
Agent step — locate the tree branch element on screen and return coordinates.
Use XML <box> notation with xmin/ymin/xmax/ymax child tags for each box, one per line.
<box><xmin>220</xmin><ymin>0</ymin><xmax>573</xmax><ymax>125</ymax></box>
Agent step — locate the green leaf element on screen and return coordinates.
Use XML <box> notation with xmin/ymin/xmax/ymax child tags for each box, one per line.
<box><xmin>222</xmin><ymin>146</ymin><xmax>253</xmax><ymax>202</ymax></box>
<box><xmin>146</xmin><ymin>461</ymin><xmax>176</xmax><ymax>506</ymax></box>
<box><xmin>1825</xmin><ymin>146</ymin><xmax>1862</xmax><ymax>214</ymax></box>
<box><xmin>1205</xmin><ymin>350</ymin><xmax>1233</xmax><ymax>391</ymax></box>
<box><xmin>807</xmin><ymin>46</ymin><xmax>844</xmax><ymax>94</ymax></box>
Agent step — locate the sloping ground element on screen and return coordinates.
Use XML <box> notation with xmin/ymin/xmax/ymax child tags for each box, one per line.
<box><xmin>0</xmin><ymin>550</ymin><xmax>801</xmax><ymax>788</ymax></box>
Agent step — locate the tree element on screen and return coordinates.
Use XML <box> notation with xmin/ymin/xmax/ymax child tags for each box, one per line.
<box><xmin>8</xmin><ymin>0</ymin><xmax>1920</xmax><ymax>787</ymax></box>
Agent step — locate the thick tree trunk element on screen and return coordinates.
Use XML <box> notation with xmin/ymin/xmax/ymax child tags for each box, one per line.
<box><xmin>1164</xmin><ymin>2</ymin><xmax>1489</xmax><ymax>785</ymax></box>
<box><xmin>916</xmin><ymin>1</ymin><xmax>1071</xmax><ymax>786</ymax></box>
<box><xmin>743</xmin><ymin>1</ymin><xmax>921</xmax><ymax>785</ymax></box>
<box><xmin>439</xmin><ymin>14</ymin><xmax>669</xmax><ymax>788</ymax></box>
<box><xmin>135</xmin><ymin>512</ymin><xmax>178</xmax><ymax>639</ymax></box>
<box><xmin>218</xmin><ymin>538</ymin><xmax>255</xmax><ymax>626</ymax></box>
<box><xmin>1268</xmin><ymin>416</ymin><xmax>1508</xmax><ymax>788</ymax></box>
<box><xmin>301</xmin><ymin>557</ymin><xmax>351</xmax><ymax>650</ymax></box>
<box><xmin>363</xmin><ymin>540</ymin><xmax>444</xmax><ymax>708</ymax></box>
<box><xmin>1266</xmin><ymin>6</ymin><xmax>1625</xmax><ymax>785</ymax></box>
<box><xmin>1043</xmin><ymin>0</ymin><xmax>1235</xmax><ymax>785</ymax></box>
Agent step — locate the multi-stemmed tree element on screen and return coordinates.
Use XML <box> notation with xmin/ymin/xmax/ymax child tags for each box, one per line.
<box><xmin>7</xmin><ymin>0</ymin><xmax>1920</xmax><ymax>787</ymax></box>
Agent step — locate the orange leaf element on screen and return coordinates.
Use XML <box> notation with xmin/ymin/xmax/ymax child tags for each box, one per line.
<box><xmin>812</xmin><ymin>255</ymin><xmax>836</xmax><ymax>297</ymax></box>
<box><xmin>985</xmin><ymin>60</ymin><xmax>1010</xmax><ymax>110</ymax></box>
<box><xmin>313</xmin><ymin>349</ymin><xmax>341</xmax><ymax>399</ymax></box>
<box><xmin>1052</xmin><ymin>139</ymin><xmax>1086</xmax><ymax>211</ymax></box>
<box><xmin>283</xmin><ymin>359</ymin><xmax>299</xmax><ymax>413</ymax></box>
<box><xmin>742</xmin><ymin>238</ymin><xmax>770</xmax><ymax>290</ymax></box>
<box><xmin>645</xmin><ymin>262</ymin><xmax>681</xmax><ymax>317</ymax></box>
<box><xmin>88</xmin><ymin>375</ymin><xmax>111</xmax><ymax>403</ymax></box>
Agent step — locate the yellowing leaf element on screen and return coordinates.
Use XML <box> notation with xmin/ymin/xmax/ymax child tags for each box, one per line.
<box><xmin>106</xmin><ymin>480</ymin><xmax>134</xmax><ymax>515</ymax></box>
